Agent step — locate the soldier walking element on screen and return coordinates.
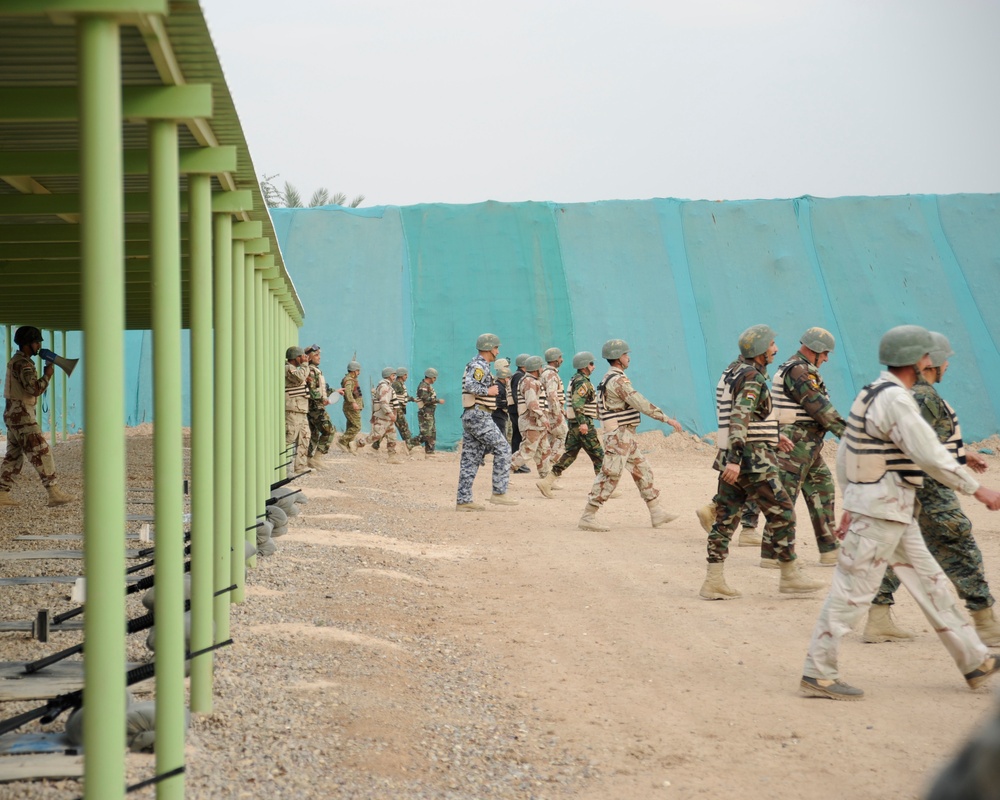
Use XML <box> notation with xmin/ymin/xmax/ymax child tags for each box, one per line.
<box><xmin>698</xmin><ymin>325</ymin><xmax>824</xmax><ymax>599</ymax></box>
<box><xmin>577</xmin><ymin>339</ymin><xmax>681</xmax><ymax>531</ymax></box>
<box><xmin>540</xmin><ymin>347</ymin><xmax>569</xmax><ymax>477</ymax></box>
<box><xmin>304</xmin><ymin>344</ymin><xmax>343</xmax><ymax>469</ymax></box>
<box><xmin>284</xmin><ymin>346</ymin><xmax>311</xmax><ymax>474</ymax></box>
<box><xmin>415</xmin><ymin>368</ymin><xmax>445</xmax><ymax>457</ymax></box>
<box><xmin>0</xmin><ymin>326</ymin><xmax>73</xmax><ymax>507</ymax></box>
<box><xmin>549</xmin><ymin>351</ymin><xmax>604</xmax><ymax>485</ymax></box>
<box><xmin>369</xmin><ymin>368</ymin><xmax>403</xmax><ymax>463</ymax></box>
<box><xmin>861</xmin><ymin>331</ymin><xmax>1000</xmax><ymax>646</ymax></box>
<box><xmin>509</xmin><ymin>354</ymin><xmax>531</xmax><ymax>472</ymax></box>
<box><xmin>338</xmin><ymin>360</ymin><xmax>364</xmax><ymax>453</ymax></box>
<box><xmin>391</xmin><ymin>367</ymin><xmax>419</xmax><ymax>454</ymax></box>
<box><xmin>509</xmin><ymin>356</ymin><xmax>552</xmax><ymax>490</ymax></box>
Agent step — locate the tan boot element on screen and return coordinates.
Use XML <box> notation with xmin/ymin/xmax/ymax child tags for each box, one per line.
<box><xmin>738</xmin><ymin>528</ymin><xmax>762</xmax><ymax>547</ymax></box>
<box><xmin>819</xmin><ymin>548</ymin><xmax>839</xmax><ymax>566</ymax></box>
<box><xmin>699</xmin><ymin>562</ymin><xmax>741</xmax><ymax>600</ymax></box>
<box><xmin>307</xmin><ymin>456</ymin><xmax>326</xmax><ymax>470</ymax></box>
<box><xmin>489</xmin><ymin>493</ymin><xmax>519</xmax><ymax>506</ymax></box>
<box><xmin>778</xmin><ymin>559</ymin><xmax>824</xmax><ymax>595</ymax></box>
<box><xmin>647</xmin><ymin>499</ymin><xmax>678</xmax><ymax>528</ymax></box>
<box><xmin>551</xmin><ymin>477</ymin><xmax>563</xmax><ymax>491</ymax></box>
<box><xmin>46</xmin><ymin>485</ymin><xmax>74</xmax><ymax>507</ymax></box>
<box><xmin>862</xmin><ymin>604</ymin><xmax>916</xmax><ymax>643</ymax></box>
<box><xmin>965</xmin><ymin>654</ymin><xmax>1000</xmax><ymax>690</ymax></box>
<box><xmin>456</xmin><ymin>502</ymin><xmax>485</xmax><ymax>512</ymax></box>
<box><xmin>0</xmin><ymin>490</ymin><xmax>18</xmax><ymax>508</ymax></box>
<box><xmin>578</xmin><ymin>503</ymin><xmax>609</xmax><ymax>532</ymax></box>
<box><xmin>760</xmin><ymin>558</ymin><xmax>780</xmax><ymax>569</ymax></box>
<box><xmin>536</xmin><ymin>471</ymin><xmax>556</xmax><ymax>499</ymax></box>
<box><xmin>695</xmin><ymin>502</ymin><xmax>716</xmax><ymax>533</ymax></box>
<box><xmin>388</xmin><ymin>452</ymin><xmax>405</xmax><ymax>464</ymax></box>
<box><xmin>971</xmin><ymin>607</ymin><xmax>1000</xmax><ymax>647</ymax></box>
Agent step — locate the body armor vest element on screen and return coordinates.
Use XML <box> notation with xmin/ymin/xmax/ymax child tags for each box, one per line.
<box><xmin>843</xmin><ymin>381</ymin><xmax>924</xmax><ymax>487</ymax></box>
<box><xmin>714</xmin><ymin>361</ymin><xmax>741</xmax><ymax>449</ymax></box>
<box><xmin>4</xmin><ymin>353</ymin><xmax>38</xmax><ymax>405</ymax></box>
<box><xmin>720</xmin><ymin>363</ymin><xmax>779</xmax><ymax>447</ymax></box>
<box><xmin>941</xmin><ymin>399</ymin><xmax>966</xmax><ymax>465</ymax></box>
<box><xmin>596</xmin><ymin>373</ymin><xmax>641</xmax><ymax>428</ymax></box>
<box><xmin>772</xmin><ymin>358</ymin><xmax>818</xmax><ymax>425</ymax></box>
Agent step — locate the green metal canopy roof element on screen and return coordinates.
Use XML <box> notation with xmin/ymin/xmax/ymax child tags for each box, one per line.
<box><xmin>0</xmin><ymin>0</ymin><xmax>304</xmax><ymax>330</ymax></box>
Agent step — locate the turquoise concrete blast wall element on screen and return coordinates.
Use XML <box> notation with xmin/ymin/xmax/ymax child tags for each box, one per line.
<box><xmin>273</xmin><ymin>194</ymin><xmax>1000</xmax><ymax>450</ymax></box>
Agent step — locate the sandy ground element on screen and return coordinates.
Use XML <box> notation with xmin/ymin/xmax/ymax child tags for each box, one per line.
<box><xmin>3</xmin><ymin>429</ymin><xmax>1000</xmax><ymax>798</ymax></box>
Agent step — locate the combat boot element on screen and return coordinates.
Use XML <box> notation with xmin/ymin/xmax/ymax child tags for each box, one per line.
<box><xmin>608</xmin><ymin>485</ymin><xmax>623</xmax><ymax>500</ymax></box>
<box><xmin>536</xmin><ymin>472</ymin><xmax>556</xmax><ymax>499</ymax></box>
<box><xmin>456</xmin><ymin>502</ymin><xmax>485</xmax><ymax>512</ymax></box>
<box><xmin>738</xmin><ymin>527</ymin><xmax>762</xmax><ymax>547</ymax></box>
<box><xmin>307</xmin><ymin>456</ymin><xmax>326</xmax><ymax>471</ymax></box>
<box><xmin>695</xmin><ymin>502</ymin><xmax>716</xmax><ymax>533</ymax></box>
<box><xmin>0</xmin><ymin>491</ymin><xmax>18</xmax><ymax>508</ymax></box>
<box><xmin>388</xmin><ymin>451</ymin><xmax>405</xmax><ymax>465</ymax></box>
<box><xmin>46</xmin><ymin>485</ymin><xmax>74</xmax><ymax>507</ymax></box>
<box><xmin>819</xmin><ymin>547</ymin><xmax>839</xmax><ymax>566</ymax></box>
<box><xmin>578</xmin><ymin>503</ymin><xmax>609</xmax><ymax>532</ymax></box>
<box><xmin>699</xmin><ymin>562</ymin><xmax>741</xmax><ymax>600</ymax></box>
<box><xmin>760</xmin><ymin>558</ymin><xmax>780</xmax><ymax>569</ymax></box>
<box><xmin>971</xmin><ymin>607</ymin><xmax>1000</xmax><ymax>647</ymax></box>
<box><xmin>800</xmin><ymin>676</ymin><xmax>864</xmax><ymax>701</ymax></box>
<box><xmin>778</xmin><ymin>559</ymin><xmax>825</xmax><ymax>594</ymax></box>
<box><xmin>965</xmin><ymin>654</ymin><xmax>1000</xmax><ymax>690</ymax></box>
<box><xmin>489</xmin><ymin>493</ymin><xmax>519</xmax><ymax>506</ymax></box>
<box><xmin>647</xmin><ymin>499</ymin><xmax>678</xmax><ymax>528</ymax></box>
<box><xmin>551</xmin><ymin>476</ymin><xmax>564</xmax><ymax>491</ymax></box>
<box><xmin>862</xmin><ymin>604</ymin><xmax>916</xmax><ymax>643</ymax></box>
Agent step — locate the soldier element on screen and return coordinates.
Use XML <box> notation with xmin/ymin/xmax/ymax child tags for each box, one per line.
<box><xmin>304</xmin><ymin>344</ymin><xmax>343</xmax><ymax>469</ymax></box>
<box><xmin>510</xmin><ymin>356</ymin><xmax>552</xmax><ymax>492</ymax></box>
<box><xmin>338</xmin><ymin>360</ymin><xmax>365</xmax><ymax>453</ymax></box>
<box><xmin>698</xmin><ymin>325</ymin><xmax>824</xmax><ymax>599</ymax></box>
<box><xmin>284</xmin><ymin>346</ymin><xmax>311</xmax><ymax>474</ymax></box>
<box><xmin>491</xmin><ymin>358</ymin><xmax>512</xmax><ymax>440</ymax></box>
<box><xmin>456</xmin><ymin>334</ymin><xmax>517</xmax><ymax>510</ymax></box>
<box><xmin>577</xmin><ymin>339</ymin><xmax>682</xmax><ymax>531</ymax></box>
<box><xmin>549</xmin><ymin>351</ymin><xmax>604</xmax><ymax>485</ymax></box>
<box><xmin>763</xmin><ymin>327</ymin><xmax>846</xmax><ymax>568</ymax></box>
<box><xmin>415</xmin><ymin>367</ymin><xmax>445</xmax><ymax>457</ymax></box>
<box><xmin>540</xmin><ymin>347</ymin><xmax>569</xmax><ymax>477</ymax></box>
<box><xmin>509</xmin><ymin>354</ymin><xmax>531</xmax><ymax>472</ymax></box>
<box><xmin>391</xmin><ymin>367</ymin><xmax>419</xmax><ymax>454</ymax></box>
<box><xmin>800</xmin><ymin>325</ymin><xmax>1000</xmax><ymax>701</ymax></box>
<box><xmin>0</xmin><ymin>326</ymin><xmax>74</xmax><ymax>507</ymax></box>
<box><xmin>369</xmin><ymin>368</ymin><xmax>403</xmax><ymax>463</ymax></box>
<box><xmin>862</xmin><ymin>332</ymin><xmax>1000</xmax><ymax>646</ymax></box>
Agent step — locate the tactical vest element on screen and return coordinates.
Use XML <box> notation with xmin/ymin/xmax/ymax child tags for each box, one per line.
<box><xmin>843</xmin><ymin>381</ymin><xmax>923</xmax><ymax>487</ymax></box>
<box><xmin>3</xmin><ymin>353</ymin><xmax>38</xmax><ymax>405</ymax></box>
<box><xmin>416</xmin><ymin>381</ymin><xmax>436</xmax><ymax>409</ymax></box>
<box><xmin>392</xmin><ymin>385</ymin><xmax>408</xmax><ymax>411</ymax></box>
<box><xmin>285</xmin><ymin>366</ymin><xmax>309</xmax><ymax>412</ymax></box>
<box><xmin>596</xmin><ymin>373</ymin><xmax>641</xmax><ymax>428</ymax></box>
<box><xmin>714</xmin><ymin>362</ymin><xmax>741</xmax><ymax>449</ymax></box>
<box><xmin>461</xmin><ymin>382</ymin><xmax>497</xmax><ymax>411</ymax></box>
<box><xmin>721</xmin><ymin>363</ymin><xmax>780</xmax><ymax>447</ymax></box>
<box><xmin>772</xmin><ymin>358</ymin><xmax>818</xmax><ymax>425</ymax></box>
<box><xmin>941</xmin><ymin>399</ymin><xmax>966</xmax><ymax>465</ymax></box>
<box><xmin>542</xmin><ymin>367</ymin><xmax>566</xmax><ymax>413</ymax></box>
<box><xmin>570</xmin><ymin>374</ymin><xmax>599</xmax><ymax>420</ymax></box>
<box><xmin>516</xmin><ymin>376</ymin><xmax>542</xmax><ymax>416</ymax></box>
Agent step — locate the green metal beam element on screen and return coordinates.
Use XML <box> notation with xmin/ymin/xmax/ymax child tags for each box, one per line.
<box><xmin>0</xmin><ymin>146</ymin><xmax>237</xmax><ymax>176</ymax></box>
<box><xmin>0</xmin><ymin>0</ymin><xmax>167</xmax><ymax>13</ymax></box>
<box><xmin>243</xmin><ymin>237</ymin><xmax>270</xmax><ymax>255</ymax></box>
<box><xmin>0</xmin><ymin>189</ymin><xmax>253</xmax><ymax>215</ymax></box>
<box><xmin>0</xmin><ymin>85</ymin><xmax>213</xmax><ymax>122</ymax></box>
<box><xmin>231</xmin><ymin>220</ymin><xmax>262</xmax><ymax>240</ymax></box>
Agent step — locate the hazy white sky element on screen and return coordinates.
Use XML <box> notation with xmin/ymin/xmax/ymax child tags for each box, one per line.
<box><xmin>202</xmin><ymin>0</ymin><xmax>1000</xmax><ymax>207</ymax></box>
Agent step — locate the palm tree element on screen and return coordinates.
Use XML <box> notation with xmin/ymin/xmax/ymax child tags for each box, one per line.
<box><xmin>260</xmin><ymin>174</ymin><xmax>364</xmax><ymax>208</ymax></box>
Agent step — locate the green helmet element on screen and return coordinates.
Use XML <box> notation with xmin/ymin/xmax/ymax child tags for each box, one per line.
<box><xmin>476</xmin><ymin>332</ymin><xmax>500</xmax><ymax>350</ymax></box>
<box><xmin>572</xmin><ymin>351</ymin><xmax>595</xmax><ymax>370</ymax></box>
<box><xmin>927</xmin><ymin>331</ymin><xmax>954</xmax><ymax>368</ymax></box>
<box><xmin>286</xmin><ymin>346</ymin><xmax>304</xmax><ymax>360</ymax></box>
<box><xmin>495</xmin><ymin>363</ymin><xmax>511</xmax><ymax>379</ymax></box>
<box><xmin>544</xmin><ymin>347</ymin><xmax>562</xmax><ymax>363</ymax></box>
<box><xmin>13</xmin><ymin>326</ymin><xmax>43</xmax><ymax>346</ymax></box>
<box><xmin>424</xmin><ymin>367</ymin><xmax>438</xmax><ymax>379</ymax></box>
<box><xmin>738</xmin><ymin>325</ymin><xmax>776</xmax><ymax>359</ymax></box>
<box><xmin>800</xmin><ymin>327</ymin><xmax>835</xmax><ymax>354</ymax></box>
<box><xmin>381</xmin><ymin>367</ymin><xmax>396</xmax><ymax>379</ymax></box>
<box><xmin>878</xmin><ymin>325</ymin><xmax>933</xmax><ymax>367</ymax></box>
<box><xmin>524</xmin><ymin>355</ymin><xmax>545</xmax><ymax>372</ymax></box>
<box><xmin>515</xmin><ymin>353</ymin><xmax>530</xmax><ymax>368</ymax></box>
<box><xmin>397</xmin><ymin>366</ymin><xmax>408</xmax><ymax>377</ymax></box>
<box><xmin>601</xmin><ymin>339</ymin><xmax>630</xmax><ymax>361</ymax></box>
<box><xmin>347</xmin><ymin>361</ymin><xmax>361</xmax><ymax>373</ymax></box>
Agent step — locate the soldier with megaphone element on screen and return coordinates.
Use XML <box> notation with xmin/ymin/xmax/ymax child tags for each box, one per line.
<box><xmin>0</xmin><ymin>326</ymin><xmax>75</xmax><ymax>508</ymax></box>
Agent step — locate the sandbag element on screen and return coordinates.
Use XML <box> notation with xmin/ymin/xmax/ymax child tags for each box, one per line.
<box><xmin>141</xmin><ymin>573</ymin><xmax>192</xmax><ymax>610</ymax></box>
<box><xmin>257</xmin><ymin>536</ymin><xmax>277</xmax><ymax>557</ymax></box>
<box><xmin>126</xmin><ymin>700</ymin><xmax>190</xmax><ymax>753</ymax></box>
<box><xmin>145</xmin><ymin>611</ymin><xmax>191</xmax><ymax>652</ymax></box>
<box><xmin>65</xmin><ymin>691</ymin><xmax>134</xmax><ymax>746</ymax></box>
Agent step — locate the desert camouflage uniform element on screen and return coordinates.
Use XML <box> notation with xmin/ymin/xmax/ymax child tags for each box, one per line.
<box><xmin>368</xmin><ymin>378</ymin><xmax>398</xmax><ymax>453</ymax></box>
<box><xmin>456</xmin><ymin>355</ymin><xmax>511</xmax><ymax>504</ymax></box>
<box><xmin>586</xmin><ymin>367</ymin><xmax>668</xmax><ymax>506</ymax></box>
<box><xmin>415</xmin><ymin>379</ymin><xmax>439</xmax><ymax>453</ymax></box>
<box><xmin>391</xmin><ymin>377</ymin><xmax>419</xmax><ymax>449</ymax></box>
<box><xmin>553</xmin><ymin>369</ymin><xmax>603</xmax><ymax>477</ymax></box>
<box><xmin>707</xmin><ymin>358</ymin><xmax>797</xmax><ymax>563</ymax></box>
<box><xmin>873</xmin><ymin>376</ymin><xmax>995</xmax><ymax>612</ymax></box>
<box><xmin>1</xmin><ymin>351</ymin><xmax>57</xmax><ymax>490</ymax></box>
<box><xmin>340</xmin><ymin>372</ymin><xmax>364</xmax><ymax>447</ymax></box>
<box><xmin>306</xmin><ymin>363</ymin><xmax>335</xmax><ymax>456</ymax></box>
<box><xmin>764</xmin><ymin>353</ymin><xmax>846</xmax><ymax>558</ymax></box>
<box><xmin>510</xmin><ymin>373</ymin><xmax>551</xmax><ymax>474</ymax></box>
<box><xmin>284</xmin><ymin>360</ymin><xmax>311</xmax><ymax>473</ymax></box>
<box><xmin>540</xmin><ymin>365</ymin><xmax>568</xmax><ymax>473</ymax></box>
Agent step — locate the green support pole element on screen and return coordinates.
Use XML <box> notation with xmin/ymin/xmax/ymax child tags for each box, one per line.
<box><xmin>78</xmin><ymin>15</ymin><xmax>126</xmax><ymax>800</ymax></box>
<box><xmin>254</xmin><ymin>269</ymin><xmax>267</xmax><ymax>514</ymax></box>
<box><xmin>244</xmin><ymin>253</ymin><xmax>257</xmax><ymax>562</ymax></box>
<box><xmin>47</xmin><ymin>328</ymin><xmax>55</xmax><ymax>440</ymax></box>
<box><xmin>213</xmin><ymin>213</ymin><xmax>234</xmax><ymax>636</ymax></box>
<box><xmin>230</xmin><ymin>239</ymin><xmax>247</xmax><ymax>602</ymax></box>
<box><xmin>149</xmin><ymin>118</ymin><xmax>185</xmax><ymax>800</ymax></box>
<box><xmin>60</xmin><ymin>330</ymin><xmax>68</xmax><ymax>440</ymax></box>
<box><xmin>188</xmin><ymin>173</ymin><xmax>214</xmax><ymax>713</ymax></box>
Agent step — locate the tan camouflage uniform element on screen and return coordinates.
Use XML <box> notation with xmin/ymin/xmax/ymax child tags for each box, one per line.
<box><xmin>510</xmin><ymin>373</ymin><xmax>550</xmax><ymax>474</ymax></box>
<box><xmin>540</xmin><ymin>365</ymin><xmax>568</xmax><ymax>475</ymax></box>
<box><xmin>1</xmin><ymin>351</ymin><xmax>57</xmax><ymax>491</ymax></box>
<box><xmin>284</xmin><ymin>359</ymin><xmax>311</xmax><ymax>473</ymax></box>
<box><xmin>368</xmin><ymin>378</ymin><xmax>398</xmax><ymax>453</ymax></box>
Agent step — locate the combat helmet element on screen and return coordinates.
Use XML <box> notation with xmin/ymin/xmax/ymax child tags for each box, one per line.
<box><xmin>515</xmin><ymin>354</ymin><xmax>530</xmax><ymax>369</ymax></box>
<box><xmin>524</xmin><ymin>355</ymin><xmax>545</xmax><ymax>373</ymax></box>
<box><xmin>286</xmin><ymin>346</ymin><xmax>304</xmax><ymax>360</ymax></box>
<box><xmin>878</xmin><ymin>325</ymin><xmax>933</xmax><ymax>367</ymax></box>
<box><xmin>347</xmin><ymin>360</ymin><xmax>361</xmax><ymax>373</ymax></box>
<box><xmin>14</xmin><ymin>326</ymin><xmax>43</xmax><ymax>347</ymax></box>
<box><xmin>927</xmin><ymin>331</ymin><xmax>954</xmax><ymax>368</ymax></box>
<box><xmin>424</xmin><ymin>367</ymin><xmax>438</xmax><ymax>379</ymax></box>
<box><xmin>381</xmin><ymin>367</ymin><xmax>396</xmax><ymax>379</ymax></box>
<box><xmin>476</xmin><ymin>333</ymin><xmax>501</xmax><ymax>351</ymax></box>
<box><xmin>601</xmin><ymin>339</ymin><xmax>630</xmax><ymax>361</ymax></box>
<box><xmin>738</xmin><ymin>325</ymin><xmax>776</xmax><ymax>359</ymax></box>
<box><xmin>800</xmin><ymin>327</ymin><xmax>835</xmax><ymax>354</ymax></box>
<box><xmin>397</xmin><ymin>366</ymin><xmax>409</xmax><ymax>377</ymax></box>
<box><xmin>544</xmin><ymin>347</ymin><xmax>562</xmax><ymax>363</ymax></box>
<box><xmin>572</xmin><ymin>351</ymin><xmax>595</xmax><ymax>370</ymax></box>
<box><xmin>495</xmin><ymin>362</ymin><xmax>511</xmax><ymax>379</ymax></box>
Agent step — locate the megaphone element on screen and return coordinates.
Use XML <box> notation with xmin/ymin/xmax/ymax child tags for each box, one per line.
<box><xmin>38</xmin><ymin>348</ymin><xmax>79</xmax><ymax>378</ymax></box>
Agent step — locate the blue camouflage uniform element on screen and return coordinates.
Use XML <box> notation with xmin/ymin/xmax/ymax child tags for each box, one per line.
<box><xmin>456</xmin><ymin>355</ymin><xmax>512</xmax><ymax>504</ymax></box>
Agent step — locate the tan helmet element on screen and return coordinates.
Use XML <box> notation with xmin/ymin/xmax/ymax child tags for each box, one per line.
<box><xmin>878</xmin><ymin>325</ymin><xmax>933</xmax><ymax>367</ymax></box>
<box><xmin>738</xmin><ymin>325</ymin><xmax>776</xmax><ymax>359</ymax></box>
<box><xmin>800</xmin><ymin>327</ymin><xmax>835</xmax><ymax>354</ymax></box>
<box><xmin>496</xmin><ymin>363</ymin><xmax>512</xmax><ymax>379</ymax></box>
